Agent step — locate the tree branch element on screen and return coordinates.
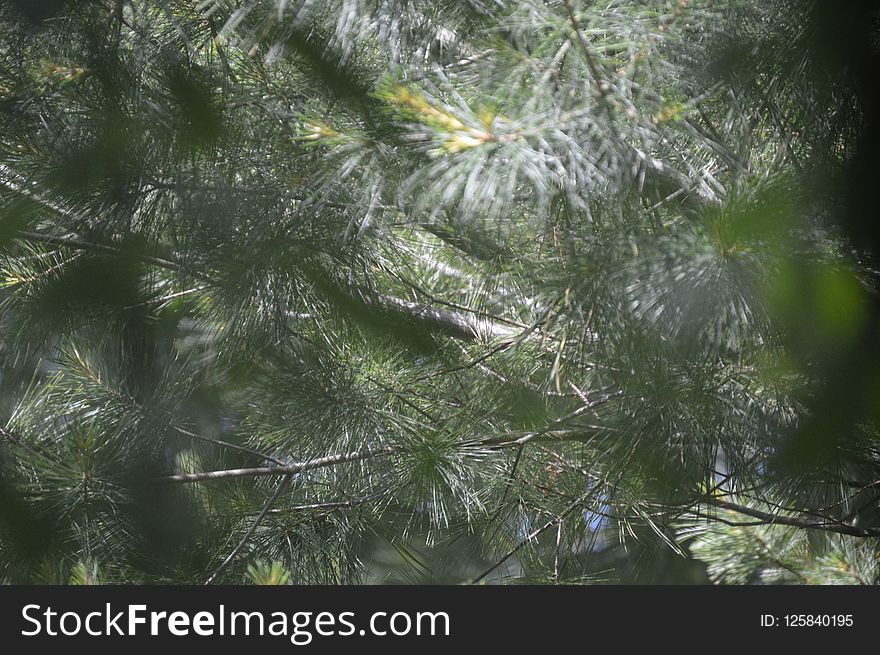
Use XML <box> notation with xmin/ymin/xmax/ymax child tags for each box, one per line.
<box><xmin>163</xmin><ymin>447</ymin><xmax>397</xmax><ymax>483</ymax></box>
<box><xmin>2</xmin><ymin>164</ymin><xmax>526</xmax><ymax>343</ymax></box>
<box><xmin>204</xmin><ymin>474</ymin><xmax>293</xmax><ymax>584</ymax></box>
<box><xmin>470</xmin><ymin>493</ymin><xmax>588</xmax><ymax>584</ymax></box>
<box><xmin>702</xmin><ymin>497</ymin><xmax>880</xmax><ymax>538</ymax></box>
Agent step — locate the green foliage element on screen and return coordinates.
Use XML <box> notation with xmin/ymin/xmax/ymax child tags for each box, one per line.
<box><xmin>682</xmin><ymin>510</ymin><xmax>880</xmax><ymax>585</ymax></box>
<box><xmin>0</xmin><ymin>0</ymin><xmax>877</xmax><ymax>585</ymax></box>
<box><xmin>246</xmin><ymin>560</ymin><xmax>290</xmax><ymax>585</ymax></box>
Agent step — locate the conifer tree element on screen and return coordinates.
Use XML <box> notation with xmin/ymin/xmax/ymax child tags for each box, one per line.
<box><xmin>0</xmin><ymin>0</ymin><xmax>877</xmax><ymax>584</ymax></box>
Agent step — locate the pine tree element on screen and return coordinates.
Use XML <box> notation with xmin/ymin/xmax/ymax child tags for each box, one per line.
<box><xmin>0</xmin><ymin>0</ymin><xmax>877</xmax><ymax>584</ymax></box>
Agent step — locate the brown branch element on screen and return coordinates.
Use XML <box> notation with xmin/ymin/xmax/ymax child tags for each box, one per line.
<box><xmin>703</xmin><ymin>497</ymin><xmax>880</xmax><ymax>538</ymax></box>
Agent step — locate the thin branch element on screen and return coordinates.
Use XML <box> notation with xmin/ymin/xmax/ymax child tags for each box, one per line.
<box><xmin>470</xmin><ymin>494</ymin><xmax>587</xmax><ymax>584</ymax></box>
<box><xmin>702</xmin><ymin>497</ymin><xmax>880</xmax><ymax>538</ymax></box>
<box><xmin>563</xmin><ymin>1</ymin><xmax>614</xmax><ymax>103</ymax></box>
<box><xmin>560</xmin><ymin>4</ymin><xmax>722</xmax><ymax>208</ymax></box>
<box><xmin>15</xmin><ymin>230</ymin><xmax>181</xmax><ymax>272</ymax></box>
<box><xmin>372</xmin><ymin>291</ymin><xmax>517</xmax><ymax>341</ymax></box>
<box><xmin>204</xmin><ymin>474</ymin><xmax>293</xmax><ymax>585</ymax></box>
<box><xmin>163</xmin><ymin>393</ymin><xmax>621</xmax><ymax>485</ymax></box>
<box><xmin>416</xmin><ymin>297</ymin><xmax>560</xmax><ymax>381</ymax></box>
<box><xmin>266</xmin><ymin>490</ymin><xmax>386</xmax><ymax>514</ymax></box>
<box><xmin>172</xmin><ymin>425</ymin><xmax>285</xmax><ymax>467</ymax></box>
<box><xmin>479</xmin><ymin>392</ymin><xmax>619</xmax><ymax>448</ymax></box>
<box><xmin>163</xmin><ymin>447</ymin><xmax>397</xmax><ymax>483</ymax></box>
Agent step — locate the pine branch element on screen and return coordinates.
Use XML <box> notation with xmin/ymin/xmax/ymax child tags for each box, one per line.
<box><xmin>700</xmin><ymin>497</ymin><xmax>880</xmax><ymax>538</ymax></box>
<box><xmin>162</xmin><ymin>396</ymin><xmax>620</xmax><ymax>485</ymax></box>
<box><xmin>2</xmin><ymin>167</ymin><xmax>526</xmax><ymax>343</ymax></box>
<box><xmin>562</xmin><ymin>2</ymin><xmax>723</xmax><ymax>208</ymax></box>
<box><xmin>371</xmin><ymin>292</ymin><xmax>518</xmax><ymax>341</ymax></box>
<box><xmin>171</xmin><ymin>425</ymin><xmax>285</xmax><ymax>467</ymax></box>
<box><xmin>14</xmin><ymin>230</ymin><xmax>181</xmax><ymax>272</ymax></box>
<box><xmin>204</xmin><ymin>474</ymin><xmax>293</xmax><ymax>585</ymax></box>
<box><xmin>163</xmin><ymin>447</ymin><xmax>397</xmax><ymax>483</ymax></box>
<box><xmin>265</xmin><ymin>491</ymin><xmax>385</xmax><ymax>515</ymax></box>
<box><xmin>470</xmin><ymin>493</ymin><xmax>589</xmax><ymax>584</ymax></box>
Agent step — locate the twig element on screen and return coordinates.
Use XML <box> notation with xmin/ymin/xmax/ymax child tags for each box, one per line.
<box><xmin>172</xmin><ymin>425</ymin><xmax>285</xmax><ymax>467</ymax></box>
<box><xmin>701</xmin><ymin>497</ymin><xmax>880</xmax><ymax>538</ymax></box>
<box><xmin>164</xmin><ymin>447</ymin><xmax>397</xmax><ymax>483</ymax></box>
<box><xmin>470</xmin><ymin>494</ymin><xmax>587</xmax><ymax>584</ymax></box>
<box><xmin>204</xmin><ymin>474</ymin><xmax>293</xmax><ymax>584</ymax></box>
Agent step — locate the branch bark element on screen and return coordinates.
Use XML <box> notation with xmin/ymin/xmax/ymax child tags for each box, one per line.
<box><xmin>164</xmin><ymin>447</ymin><xmax>397</xmax><ymax>483</ymax></box>
<box><xmin>702</xmin><ymin>497</ymin><xmax>880</xmax><ymax>538</ymax></box>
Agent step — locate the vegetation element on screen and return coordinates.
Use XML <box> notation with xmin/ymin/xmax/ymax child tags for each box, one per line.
<box><xmin>0</xmin><ymin>0</ymin><xmax>878</xmax><ymax>584</ymax></box>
